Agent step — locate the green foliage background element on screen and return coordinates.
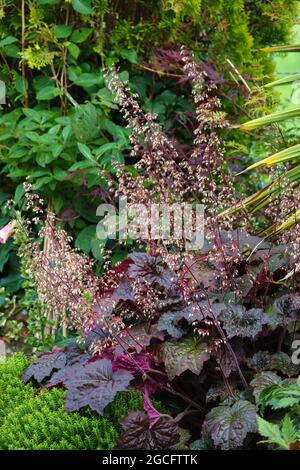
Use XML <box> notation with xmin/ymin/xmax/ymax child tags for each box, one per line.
<box><xmin>0</xmin><ymin>0</ymin><xmax>298</xmax><ymax>345</ymax></box>
<box><xmin>0</xmin><ymin>0</ymin><xmax>297</xmax><ymax>235</ymax></box>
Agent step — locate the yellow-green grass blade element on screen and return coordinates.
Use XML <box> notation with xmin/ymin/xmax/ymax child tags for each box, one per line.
<box><xmin>220</xmin><ymin>185</ymin><xmax>276</xmax><ymax>217</ymax></box>
<box><xmin>239</xmin><ymin>144</ymin><xmax>300</xmax><ymax>173</ymax></box>
<box><xmin>260</xmin><ymin>209</ymin><xmax>300</xmax><ymax>237</ymax></box>
<box><xmin>247</xmin><ymin>194</ymin><xmax>277</xmax><ymax>215</ymax></box>
<box><xmin>239</xmin><ymin>105</ymin><xmax>300</xmax><ymax>131</ymax></box>
<box><xmin>265</xmin><ymin>73</ymin><xmax>300</xmax><ymax>88</ymax></box>
<box><xmin>261</xmin><ymin>45</ymin><xmax>300</xmax><ymax>53</ymax></box>
<box><xmin>275</xmin><ymin>209</ymin><xmax>300</xmax><ymax>232</ymax></box>
<box><xmin>221</xmin><ymin>165</ymin><xmax>300</xmax><ymax>217</ymax></box>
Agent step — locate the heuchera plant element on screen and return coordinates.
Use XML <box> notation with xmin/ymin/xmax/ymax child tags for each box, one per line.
<box><xmin>15</xmin><ymin>48</ymin><xmax>300</xmax><ymax>450</ymax></box>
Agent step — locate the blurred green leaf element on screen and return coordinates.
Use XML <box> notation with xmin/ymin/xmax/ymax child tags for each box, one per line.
<box><xmin>72</xmin><ymin>0</ymin><xmax>92</xmax><ymax>15</ymax></box>
<box><xmin>53</xmin><ymin>24</ymin><xmax>72</xmax><ymax>39</ymax></box>
<box><xmin>75</xmin><ymin>225</ymin><xmax>96</xmax><ymax>254</ymax></box>
<box><xmin>36</xmin><ymin>86</ymin><xmax>61</xmax><ymax>101</ymax></box>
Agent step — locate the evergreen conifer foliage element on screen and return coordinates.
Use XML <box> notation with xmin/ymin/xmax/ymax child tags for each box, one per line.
<box><xmin>0</xmin><ymin>354</ymin><xmax>152</xmax><ymax>450</ymax></box>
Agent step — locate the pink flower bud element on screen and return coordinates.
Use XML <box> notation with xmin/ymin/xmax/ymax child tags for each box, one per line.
<box><xmin>0</xmin><ymin>221</ymin><xmax>15</xmax><ymax>244</ymax></box>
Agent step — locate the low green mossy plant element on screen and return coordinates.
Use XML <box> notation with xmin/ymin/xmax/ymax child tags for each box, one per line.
<box><xmin>0</xmin><ymin>353</ymin><xmax>158</xmax><ymax>450</ymax></box>
<box><xmin>0</xmin><ymin>387</ymin><xmax>119</xmax><ymax>450</ymax></box>
<box><xmin>0</xmin><ymin>353</ymin><xmax>35</xmax><ymax>420</ymax></box>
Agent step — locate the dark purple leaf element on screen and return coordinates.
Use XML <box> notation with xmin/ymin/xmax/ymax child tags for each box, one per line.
<box><xmin>90</xmin><ymin>185</ymin><xmax>112</xmax><ymax>204</ymax></box>
<box><xmin>128</xmin><ymin>253</ymin><xmax>177</xmax><ymax>289</ymax></box>
<box><xmin>157</xmin><ymin>311</ymin><xmax>185</xmax><ymax>339</ymax></box>
<box><xmin>273</xmin><ymin>294</ymin><xmax>300</xmax><ymax>325</ymax></box>
<box><xmin>221</xmin><ymin>230</ymin><xmax>270</xmax><ymax>252</ymax></box>
<box><xmin>22</xmin><ymin>349</ymin><xmax>67</xmax><ymax>384</ymax></box>
<box><xmin>151</xmin><ymin>48</ymin><xmax>183</xmax><ymax>75</ymax></box>
<box><xmin>218</xmin><ymin>349</ymin><xmax>238</xmax><ymax>377</ymax></box>
<box><xmin>201</xmin><ymin>61</ymin><xmax>224</xmax><ymax>84</ymax></box>
<box><xmin>270</xmin><ymin>352</ymin><xmax>300</xmax><ymax>377</ymax></box>
<box><xmin>93</xmin><ymin>295</ymin><xmax>115</xmax><ymax>319</ymax></box>
<box><xmin>64</xmin><ymin>358</ymin><xmax>133</xmax><ymax>416</ymax></box>
<box><xmin>246</xmin><ymin>267</ymin><xmax>270</xmax><ymax>300</ymax></box>
<box><xmin>183</xmin><ymin>257</ymin><xmax>216</xmax><ymax>289</ymax></box>
<box><xmin>58</xmin><ymin>207</ymin><xmax>79</xmax><ymax>221</ymax></box>
<box><xmin>219</xmin><ymin>305</ymin><xmax>272</xmax><ymax>338</ymax></box>
<box><xmin>157</xmin><ymin>303</ymin><xmax>202</xmax><ymax>339</ymax></box>
<box><xmin>112</xmin><ymin>353</ymin><xmax>165</xmax><ymax>396</ymax></box>
<box><xmin>112</xmin><ymin>352</ymin><xmax>152</xmax><ymax>375</ymax></box>
<box><xmin>206</xmin><ymin>383</ymin><xmax>238</xmax><ymax>403</ymax></box>
<box><xmin>47</xmin><ymin>352</ymin><xmax>90</xmax><ymax>388</ymax></box>
<box><xmin>250</xmin><ymin>371</ymin><xmax>282</xmax><ymax>405</ymax></box>
<box><xmin>86</xmin><ymin>350</ymin><xmax>114</xmax><ymax>364</ymax></box>
<box><xmin>64</xmin><ymin>342</ymin><xmax>83</xmax><ymax>362</ymax></box>
<box><xmin>202</xmin><ymin>400</ymin><xmax>257</xmax><ymax>450</ymax></box>
<box><xmin>156</xmin><ymin>334</ymin><xmax>210</xmax><ymax>380</ymax></box>
<box><xmin>117</xmin><ymin>411</ymin><xmax>179</xmax><ymax>450</ymax></box>
<box><xmin>84</xmin><ymin>323</ymin><xmax>108</xmax><ymax>349</ymax></box>
<box><xmin>157</xmin><ymin>300</ymin><xmax>225</xmax><ymax>338</ymax></box>
<box><xmin>246</xmin><ymin>351</ymin><xmax>272</xmax><ymax>372</ymax></box>
<box><xmin>112</xmin><ymin>280</ymin><xmax>135</xmax><ymax>303</ymax></box>
<box><xmin>115</xmin><ymin>324</ymin><xmax>164</xmax><ymax>355</ymax></box>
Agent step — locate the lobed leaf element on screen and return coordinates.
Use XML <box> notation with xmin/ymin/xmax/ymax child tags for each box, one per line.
<box><xmin>202</xmin><ymin>400</ymin><xmax>257</xmax><ymax>450</ymax></box>
<box><xmin>64</xmin><ymin>358</ymin><xmax>133</xmax><ymax>416</ymax></box>
<box><xmin>156</xmin><ymin>334</ymin><xmax>210</xmax><ymax>380</ymax></box>
<box><xmin>22</xmin><ymin>349</ymin><xmax>68</xmax><ymax>384</ymax></box>
<box><xmin>250</xmin><ymin>371</ymin><xmax>282</xmax><ymax>405</ymax></box>
<box><xmin>117</xmin><ymin>411</ymin><xmax>179</xmax><ymax>450</ymax></box>
<box><xmin>219</xmin><ymin>305</ymin><xmax>272</xmax><ymax>339</ymax></box>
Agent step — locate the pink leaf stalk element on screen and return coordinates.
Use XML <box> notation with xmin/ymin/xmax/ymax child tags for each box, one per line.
<box><xmin>0</xmin><ymin>221</ymin><xmax>15</xmax><ymax>244</ymax></box>
<box><xmin>143</xmin><ymin>387</ymin><xmax>163</xmax><ymax>427</ymax></box>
